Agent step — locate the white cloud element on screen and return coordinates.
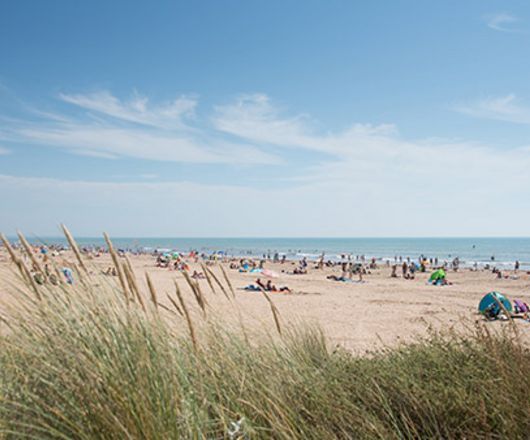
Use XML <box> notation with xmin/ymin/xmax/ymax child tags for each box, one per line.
<box><xmin>12</xmin><ymin>123</ymin><xmax>277</xmax><ymax>164</ymax></box>
<box><xmin>213</xmin><ymin>93</ymin><xmax>399</xmax><ymax>157</ymax></box>
<box><xmin>1</xmin><ymin>164</ymin><xmax>530</xmax><ymax>237</ymax></box>
<box><xmin>1</xmin><ymin>91</ymin><xmax>280</xmax><ymax>165</ymax></box>
<box><xmin>213</xmin><ymin>94</ymin><xmax>325</xmax><ymax>152</ymax></box>
<box><xmin>456</xmin><ymin>94</ymin><xmax>530</xmax><ymax>124</ymax></box>
<box><xmin>485</xmin><ymin>13</ymin><xmax>524</xmax><ymax>33</ymax></box>
<box><xmin>0</xmin><ymin>146</ymin><xmax>9</xmax><ymax>155</ymax></box>
<box><xmin>3</xmin><ymin>91</ymin><xmax>530</xmax><ymax>236</ymax></box>
<box><xmin>215</xmin><ymin>94</ymin><xmax>530</xmax><ymax>185</ymax></box>
<box><xmin>59</xmin><ymin>90</ymin><xmax>197</xmax><ymax>129</ymax></box>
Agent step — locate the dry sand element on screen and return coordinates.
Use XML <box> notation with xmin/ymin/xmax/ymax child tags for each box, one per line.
<box><xmin>2</xmin><ymin>250</ymin><xmax>530</xmax><ymax>353</ymax></box>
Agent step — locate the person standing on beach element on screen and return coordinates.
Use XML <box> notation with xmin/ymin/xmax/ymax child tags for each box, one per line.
<box><xmin>515</xmin><ymin>260</ymin><xmax>520</xmax><ymax>272</ymax></box>
<box><xmin>317</xmin><ymin>253</ymin><xmax>325</xmax><ymax>269</ymax></box>
<box><xmin>409</xmin><ymin>262</ymin><xmax>416</xmax><ymax>279</ymax></box>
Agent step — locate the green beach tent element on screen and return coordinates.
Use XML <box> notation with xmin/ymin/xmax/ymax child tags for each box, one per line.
<box><xmin>429</xmin><ymin>268</ymin><xmax>446</xmax><ymax>282</ymax></box>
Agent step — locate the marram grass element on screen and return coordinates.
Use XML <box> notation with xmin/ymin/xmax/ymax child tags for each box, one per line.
<box><xmin>1</xmin><ymin>233</ymin><xmax>530</xmax><ymax>439</ymax></box>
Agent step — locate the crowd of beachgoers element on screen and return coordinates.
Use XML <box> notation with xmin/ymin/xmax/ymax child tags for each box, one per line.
<box><xmin>3</xmin><ymin>240</ymin><xmax>526</xmax><ymax>295</ymax></box>
<box><xmin>2</xmin><ymin>238</ymin><xmax>530</xmax><ymax>341</ymax></box>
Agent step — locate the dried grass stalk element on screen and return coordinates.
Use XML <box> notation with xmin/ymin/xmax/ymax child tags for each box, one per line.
<box><xmin>17</xmin><ymin>231</ymin><xmax>44</xmax><ymax>276</ymax></box>
<box><xmin>182</xmin><ymin>270</ymin><xmax>206</xmax><ymax>315</ymax></box>
<box><xmin>145</xmin><ymin>272</ymin><xmax>158</xmax><ymax>311</ymax></box>
<box><xmin>123</xmin><ymin>262</ymin><xmax>145</xmax><ymax>312</ymax></box>
<box><xmin>103</xmin><ymin>232</ymin><xmax>129</xmax><ymax>301</ymax></box>
<box><xmin>166</xmin><ymin>291</ymin><xmax>183</xmax><ymax>316</ymax></box>
<box><xmin>174</xmin><ymin>280</ymin><xmax>198</xmax><ymax>350</ymax></box>
<box><xmin>61</xmin><ymin>224</ymin><xmax>88</xmax><ymax>273</ymax></box>
<box><xmin>123</xmin><ymin>257</ymin><xmax>142</xmax><ymax>302</ymax></box>
<box><xmin>205</xmin><ymin>267</ymin><xmax>231</xmax><ymax>301</ymax></box>
<box><xmin>0</xmin><ymin>233</ymin><xmax>19</xmax><ymax>264</ymax></box>
<box><xmin>18</xmin><ymin>259</ymin><xmax>42</xmax><ymax>301</ymax></box>
<box><xmin>220</xmin><ymin>265</ymin><xmax>236</xmax><ymax>298</ymax></box>
<box><xmin>201</xmin><ymin>263</ymin><xmax>216</xmax><ymax>295</ymax></box>
<box><xmin>258</xmin><ymin>287</ymin><xmax>282</xmax><ymax>336</ymax></box>
<box><xmin>1</xmin><ymin>234</ymin><xmax>27</xmax><ymax>282</ymax></box>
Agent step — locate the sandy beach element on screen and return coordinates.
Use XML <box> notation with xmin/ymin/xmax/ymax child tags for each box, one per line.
<box><xmin>3</xmin><ymin>249</ymin><xmax>529</xmax><ymax>353</ymax></box>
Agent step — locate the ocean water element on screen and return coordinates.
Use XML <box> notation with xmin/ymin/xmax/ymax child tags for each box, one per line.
<box><xmin>24</xmin><ymin>237</ymin><xmax>530</xmax><ymax>269</ymax></box>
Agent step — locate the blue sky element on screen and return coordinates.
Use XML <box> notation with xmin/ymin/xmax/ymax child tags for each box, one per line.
<box><xmin>1</xmin><ymin>0</ymin><xmax>530</xmax><ymax>237</ymax></box>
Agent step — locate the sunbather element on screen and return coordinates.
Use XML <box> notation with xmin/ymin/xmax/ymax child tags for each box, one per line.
<box><xmin>191</xmin><ymin>270</ymin><xmax>205</xmax><ymax>280</ymax></box>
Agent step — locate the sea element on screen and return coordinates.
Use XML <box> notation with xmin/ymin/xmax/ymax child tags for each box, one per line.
<box><xmin>22</xmin><ymin>237</ymin><xmax>530</xmax><ymax>270</ymax></box>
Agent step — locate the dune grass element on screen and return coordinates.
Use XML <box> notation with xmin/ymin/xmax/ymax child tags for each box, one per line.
<box><xmin>1</xmin><ymin>233</ymin><xmax>530</xmax><ymax>439</ymax></box>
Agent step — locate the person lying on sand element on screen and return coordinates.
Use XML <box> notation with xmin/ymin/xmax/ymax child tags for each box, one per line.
<box><xmin>327</xmin><ymin>275</ymin><xmax>347</xmax><ymax>281</ymax></box>
<box><xmin>191</xmin><ymin>270</ymin><xmax>205</xmax><ymax>280</ymax></box>
<box><xmin>244</xmin><ymin>278</ymin><xmax>291</xmax><ymax>293</ymax></box>
<box><xmin>327</xmin><ymin>274</ymin><xmax>364</xmax><ymax>283</ymax></box>
<box><xmin>255</xmin><ymin>278</ymin><xmax>266</xmax><ymax>290</ymax></box>
<box><xmin>102</xmin><ymin>267</ymin><xmax>118</xmax><ymax>276</ymax></box>
<box><xmin>266</xmin><ymin>280</ymin><xmax>291</xmax><ymax>293</ymax></box>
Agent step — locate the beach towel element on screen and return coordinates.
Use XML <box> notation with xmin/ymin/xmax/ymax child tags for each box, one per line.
<box><xmin>262</xmin><ymin>269</ymin><xmax>279</xmax><ymax>278</ymax></box>
<box><xmin>513</xmin><ymin>299</ymin><xmax>529</xmax><ymax>314</ymax></box>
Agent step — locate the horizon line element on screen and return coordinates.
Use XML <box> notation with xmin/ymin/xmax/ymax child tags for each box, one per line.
<box><xmin>5</xmin><ymin>235</ymin><xmax>530</xmax><ymax>240</ymax></box>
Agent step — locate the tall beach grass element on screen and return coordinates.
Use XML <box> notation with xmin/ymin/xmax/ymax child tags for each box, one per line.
<box><xmin>0</xmin><ymin>231</ymin><xmax>529</xmax><ymax>439</ymax></box>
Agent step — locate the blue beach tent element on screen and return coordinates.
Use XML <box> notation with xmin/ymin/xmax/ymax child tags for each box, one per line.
<box><xmin>478</xmin><ymin>291</ymin><xmax>512</xmax><ymax>319</ymax></box>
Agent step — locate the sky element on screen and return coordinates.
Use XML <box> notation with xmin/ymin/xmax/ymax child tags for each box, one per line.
<box><xmin>1</xmin><ymin>0</ymin><xmax>530</xmax><ymax>237</ymax></box>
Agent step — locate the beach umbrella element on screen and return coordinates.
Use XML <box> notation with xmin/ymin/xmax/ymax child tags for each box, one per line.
<box><xmin>478</xmin><ymin>291</ymin><xmax>512</xmax><ymax>318</ymax></box>
<box><xmin>262</xmin><ymin>269</ymin><xmax>279</xmax><ymax>278</ymax></box>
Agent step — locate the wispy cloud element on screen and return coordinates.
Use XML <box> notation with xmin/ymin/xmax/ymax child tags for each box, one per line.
<box><xmin>0</xmin><ymin>146</ymin><xmax>9</xmax><ymax>155</ymax></box>
<box><xmin>485</xmin><ymin>13</ymin><xmax>525</xmax><ymax>33</ymax></box>
<box><xmin>3</xmin><ymin>91</ymin><xmax>530</xmax><ymax>235</ymax></box>
<box><xmin>1</xmin><ymin>90</ymin><xmax>280</xmax><ymax>165</ymax></box>
<box><xmin>455</xmin><ymin>94</ymin><xmax>530</xmax><ymax>124</ymax></box>
<box><xmin>213</xmin><ymin>94</ymin><xmax>530</xmax><ymax>195</ymax></box>
<box><xmin>213</xmin><ymin>93</ymin><xmax>398</xmax><ymax>157</ymax></box>
<box><xmin>59</xmin><ymin>90</ymin><xmax>197</xmax><ymax>129</ymax></box>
